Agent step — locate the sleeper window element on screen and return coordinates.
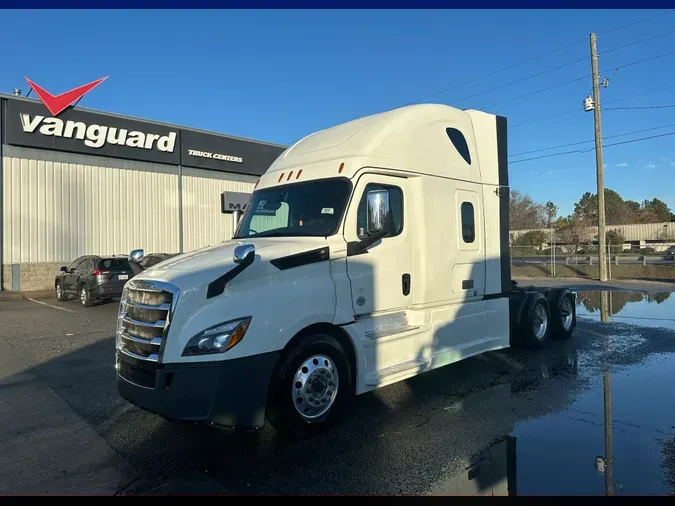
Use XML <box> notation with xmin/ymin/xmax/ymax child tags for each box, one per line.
<box><xmin>446</xmin><ymin>128</ymin><xmax>472</xmax><ymax>165</ymax></box>
<box><xmin>461</xmin><ymin>202</ymin><xmax>475</xmax><ymax>243</ymax></box>
<box><xmin>357</xmin><ymin>184</ymin><xmax>404</xmax><ymax>240</ymax></box>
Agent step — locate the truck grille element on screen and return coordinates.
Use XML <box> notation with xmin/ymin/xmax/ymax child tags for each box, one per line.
<box><xmin>116</xmin><ymin>280</ymin><xmax>179</xmax><ymax>370</ymax></box>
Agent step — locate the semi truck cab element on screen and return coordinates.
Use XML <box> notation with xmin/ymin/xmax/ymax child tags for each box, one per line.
<box><xmin>115</xmin><ymin>104</ymin><xmax>576</xmax><ymax>432</ymax></box>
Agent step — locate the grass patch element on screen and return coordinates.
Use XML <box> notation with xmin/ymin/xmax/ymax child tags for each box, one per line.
<box><xmin>511</xmin><ymin>263</ymin><xmax>675</xmax><ymax>282</ymax></box>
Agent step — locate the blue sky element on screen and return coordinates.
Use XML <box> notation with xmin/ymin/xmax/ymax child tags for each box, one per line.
<box><xmin>2</xmin><ymin>9</ymin><xmax>674</xmax><ymax>217</ymax></box>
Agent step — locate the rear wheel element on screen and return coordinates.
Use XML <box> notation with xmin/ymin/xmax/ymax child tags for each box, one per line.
<box><xmin>266</xmin><ymin>333</ymin><xmax>354</xmax><ymax>435</ymax></box>
<box><xmin>79</xmin><ymin>284</ymin><xmax>94</xmax><ymax>307</ymax></box>
<box><xmin>547</xmin><ymin>289</ymin><xmax>576</xmax><ymax>341</ymax></box>
<box><xmin>515</xmin><ymin>293</ymin><xmax>551</xmax><ymax>349</ymax></box>
<box><xmin>55</xmin><ymin>281</ymin><xmax>67</xmax><ymax>301</ymax></box>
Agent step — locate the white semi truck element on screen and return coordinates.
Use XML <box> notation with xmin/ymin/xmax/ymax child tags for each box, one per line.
<box><xmin>115</xmin><ymin>104</ymin><xmax>577</xmax><ymax>433</ymax></box>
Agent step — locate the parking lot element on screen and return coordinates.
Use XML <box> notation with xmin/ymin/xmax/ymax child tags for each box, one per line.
<box><xmin>2</xmin><ymin>288</ymin><xmax>675</xmax><ymax>495</ymax></box>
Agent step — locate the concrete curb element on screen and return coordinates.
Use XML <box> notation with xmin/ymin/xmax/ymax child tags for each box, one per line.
<box><xmin>0</xmin><ymin>290</ymin><xmax>54</xmax><ymax>301</ymax></box>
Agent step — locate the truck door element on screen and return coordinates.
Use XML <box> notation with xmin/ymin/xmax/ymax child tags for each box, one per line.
<box><xmin>453</xmin><ymin>188</ymin><xmax>486</xmax><ymax>299</ymax></box>
<box><xmin>344</xmin><ymin>174</ymin><xmax>412</xmax><ymax>316</ymax></box>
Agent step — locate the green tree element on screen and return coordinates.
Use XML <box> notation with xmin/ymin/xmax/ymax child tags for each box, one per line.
<box><xmin>642</xmin><ymin>198</ymin><xmax>673</xmax><ymax>223</ymax></box>
<box><xmin>573</xmin><ymin>189</ymin><xmax>638</xmax><ymax>225</ymax></box>
<box><xmin>605</xmin><ymin>229</ymin><xmax>625</xmax><ymax>245</ymax></box>
<box><xmin>544</xmin><ymin>201</ymin><xmax>558</xmax><ymax>228</ymax></box>
<box><xmin>514</xmin><ymin>230</ymin><xmax>548</xmax><ymax>246</ymax></box>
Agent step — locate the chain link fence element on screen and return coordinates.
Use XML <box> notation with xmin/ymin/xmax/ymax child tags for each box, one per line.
<box><xmin>510</xmin><ymin>242</ymin><xmax>675</xmax><ymax>278</ymax></box>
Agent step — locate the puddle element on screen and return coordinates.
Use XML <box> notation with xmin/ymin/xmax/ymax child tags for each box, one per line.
<box><xmin>426</xmin><ymin>290</ymin><xmax>675</xmax><ymax>496</ymax></box>
<box><xmin>575</xmin><ymin>290</ymin><xmax>675</xmax><ymax>330</ymax></box>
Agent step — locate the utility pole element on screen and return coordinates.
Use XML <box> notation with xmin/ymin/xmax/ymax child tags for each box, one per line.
<box><xmin>590</xmin><ymin>33</ymin><xmax>608</xmax><ymax>281</ymax></box>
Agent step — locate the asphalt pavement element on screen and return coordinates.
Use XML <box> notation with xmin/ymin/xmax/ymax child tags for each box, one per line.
<box><xmin>1</xmin><ymin>289</ymin><xmax>675</xmax><ymax>495</ymax></box>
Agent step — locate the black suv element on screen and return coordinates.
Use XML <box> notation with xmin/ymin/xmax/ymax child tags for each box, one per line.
<box><xmin>55</xmin><ymin>255</ymin><xmax>135</xmax><ymax>307</ymax></box>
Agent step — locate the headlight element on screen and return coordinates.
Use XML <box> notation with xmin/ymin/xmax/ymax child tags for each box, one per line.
<box><xmin>182</xmin><ymin>317</ymin><xmax>252</xmax><ymax>356</ymax></box>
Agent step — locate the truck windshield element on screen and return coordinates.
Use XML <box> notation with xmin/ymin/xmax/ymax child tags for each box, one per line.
<box><xmin>234</xmin><ymin>178</ymin><xmax>352</xmax><ymax>238</ymax></box>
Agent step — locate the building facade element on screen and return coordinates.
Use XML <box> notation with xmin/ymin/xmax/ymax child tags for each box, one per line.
<box><xmin>0</xmin><ymin>92</ymin><xmax>286</xmax><ymax>291</ymax></box>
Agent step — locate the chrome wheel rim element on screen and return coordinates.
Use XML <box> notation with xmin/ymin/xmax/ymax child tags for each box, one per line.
<box><xmin>533</xmin><ymin>304</ymin><xmax>548</xmax><ymax>340</ymax></box>
<box><xmin>292</xmin><ymin>354</ymin><xmax>339</xmax><ymax>420</ymax></box>
<box><xmin>80</xmin><ymin>288</ymin><xmax>87</xmax><ymax>303</ymax></box>
<box><xmin>561</xmin><ymin>297</ymin><xmax>574</xmax><ymax>331</ymax></box>
<box><xmin>56</xmin><ymin>284</ymin><xmax>62</xmax><ymax>298</ymax></box>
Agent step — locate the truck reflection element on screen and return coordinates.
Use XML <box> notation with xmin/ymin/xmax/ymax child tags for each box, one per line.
<box><xmin>435</xmin><ymin>435</ymin><xmax>517</xmax><ymax>496</ymax></box>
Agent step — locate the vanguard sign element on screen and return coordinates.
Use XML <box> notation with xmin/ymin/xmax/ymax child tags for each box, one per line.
<box><xmin>6</xmin><ymin>98</ymin><xmax>181</xmax><ymax>165</ymax></box>
<box><xmin>3</xmin><ymin>77</ymin><xmax>286</xmax><ymax>174</ymax></box>
<box><xmin>20</xmin><ymin>113</ymin><xmax>177</xmax><ymax>152</ymax></box>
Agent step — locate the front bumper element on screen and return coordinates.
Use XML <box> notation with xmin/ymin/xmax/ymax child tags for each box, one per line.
<box><xmin>116</xmin><ymin>350</ymin><xmax>279</xmax><ymax>429</ymax></box>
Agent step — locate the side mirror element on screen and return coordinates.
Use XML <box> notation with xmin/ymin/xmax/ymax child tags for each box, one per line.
<box><xmin>366</xmin><ymin>189</ymin><xmax>390</xmax><ymax>235</ymax></box>
<box><xmin>130</xmin><ymin>249</ymin><xmax>144</xmax><ymax>261</ymax></box>
<box><xmin>59</xmin><ymin>266</ymin><xmax>67</xmax><ymax>272</ymax></box>
<box><xmin>233</xmin><ymin>244</ymin><xmax>255</xmax><ymax>264</ymax></box>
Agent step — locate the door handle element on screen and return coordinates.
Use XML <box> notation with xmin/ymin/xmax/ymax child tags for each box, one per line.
<box><xmin>402</xmin><ymin>273</ymin><xmax>411</xmax><ymax>296</ymax></box>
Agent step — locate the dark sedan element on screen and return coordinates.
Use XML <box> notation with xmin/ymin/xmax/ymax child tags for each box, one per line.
<box><xmin>55</xmin><ymin>255</ymin><xmax>135</xmax><ymax>307</ymax></box>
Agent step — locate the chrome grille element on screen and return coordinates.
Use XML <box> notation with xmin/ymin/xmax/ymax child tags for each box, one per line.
<box><xmin>116</xmin><ymin>279</ymin><xmax>179</xmax><ymax>365</ymax></box>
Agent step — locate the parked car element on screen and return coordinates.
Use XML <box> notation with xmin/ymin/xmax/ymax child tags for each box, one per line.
<box><xmin>128</xmin><ymin>251</ymin><xmax>179</xmax><ymax>275</ymax></box>
<box><xmin>55</xmin><ymin>255</ymin><xmax>135</xmax><ymax>307</ymax></box>
<box><xmin>666</xmin><ymin>246</ymin><xmax>675</xmax><ymax>258</ymax></box>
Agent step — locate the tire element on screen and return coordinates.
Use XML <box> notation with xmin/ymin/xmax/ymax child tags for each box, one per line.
<box><xmin>79</xmin><ymin>284</ymin><xmax>94</xmax><ymax>307</ymax></box>
<box><xmin>547</xmin><ymin>289</ymin><xmax>576</xmax><ymax>341</ymax></box>
<box><xmin>515</xmin><ymin>293</ymin><xmax>551</xmax><ymax>349</ymax></box>
<box><xmin>266</xmin><ymin>333</ymin><xmax>354</xmax><ymax>435</ymax></box>
<box><xmin>55</xmin><ymin>281</ymin><xmax>67</xmax><ymax>301</ymax></box>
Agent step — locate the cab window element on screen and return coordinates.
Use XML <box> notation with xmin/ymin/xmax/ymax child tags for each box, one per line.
<box><xmin>357</xmin><ymin>184</ymin><xmax>404</xmax><ymax>240</ymax></box>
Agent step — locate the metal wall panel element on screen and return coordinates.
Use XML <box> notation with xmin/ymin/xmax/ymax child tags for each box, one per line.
<box><xmin>2</xmin><ymin>156</ymin><xmax>179</xmax><ymax>262</ymax></box>
<box><xmin>181</xmin><ymin>167</ymin><xmax>257</xmax><ymax>252</ymax></box>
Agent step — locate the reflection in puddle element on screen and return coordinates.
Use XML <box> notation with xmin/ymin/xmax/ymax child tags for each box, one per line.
<box><xmin>575</xmin><ymin>290</ymin><xmax>675</xmax><ymax>330</ymax></box>
<box><xmin>430</xmin><ymin>436</ymin><xmax>517</xmax><ymax>496</ymax></box>
<box><xmin>432</xmin><ymin>290</ymin><xmax>675</xmax><ymax>496</ymax></box>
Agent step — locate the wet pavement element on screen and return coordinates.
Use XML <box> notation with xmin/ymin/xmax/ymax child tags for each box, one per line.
<box><xmin>1</xmin><ymin>289</ymin><xmax>674</xmax><ymax>495</ymax></box>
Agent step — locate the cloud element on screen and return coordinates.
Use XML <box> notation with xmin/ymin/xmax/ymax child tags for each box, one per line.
<box><xmin>545</xmin><ymin>171</ymin><xmax>553</xmax><ymax>176</ymax></box>
<box><xmin>616</xmin><ymin>162</ymin><xmax>628</xmax><ymax>168</ymax></box>
<box><xmin>528</xmin><ymin>171</ymin><xmax>539</xmax><ymax>176</ymax></box>
<box><xmin>671</xmin><ymin>162</ymin><xmax>675</xmax><ymax>168</ymax></box>
<box><xmin>644</xmin><ymin>162</ymin><xmax>657</xmax><ymax>169</ymax></box>
<box><xmin>603</xmin><ymin>163</ymin><xmax>607</xmax><ymax>169</ymax></box>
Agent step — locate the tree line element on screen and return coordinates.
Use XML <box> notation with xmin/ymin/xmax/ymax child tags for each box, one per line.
<box><xmin>510</xmin><ymin>188</ymin><xmax>675</xmax><ymax>231</ymax></box>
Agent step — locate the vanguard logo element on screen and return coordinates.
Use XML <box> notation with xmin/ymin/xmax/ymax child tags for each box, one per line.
<box><xmin>19</xmin><ymin>76</ymin><xmax>177</xmax><ymax>152</ymax></box>
<box><xmin>25</xmin><ymin>76</ymin><xmax>108</xmax><ymax>117</ymax></box>
<box><xmin>20</xmin><ymin>114</ymin><xmax>177</xmax><ymax>152</ymax></box>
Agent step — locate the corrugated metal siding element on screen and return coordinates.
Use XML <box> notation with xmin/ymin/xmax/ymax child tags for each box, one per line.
<box><xmin>2</xmin><ymin>156</ymin><xmax>179</xmax><ymax>262</ymax></box>
<box><xmin>181</xmin><ymin>167</ymin><xmax>257</xmax><ymax>252</ymax></box>
<box><xmin>511</xmin><ymin>222</ymin><xmax>675</xmax><ymax>242</ymax></box>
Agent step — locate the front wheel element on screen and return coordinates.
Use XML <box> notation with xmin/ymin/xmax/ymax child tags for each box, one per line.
<box><xmin>55</xmin><ymin>281</ymin><xmax>67</xmax><ymax>301</ymax></box>
<box><xmin>266</xmin><ymin>334</ymin><xmax>354</xmax><ymax>434</ymax></box>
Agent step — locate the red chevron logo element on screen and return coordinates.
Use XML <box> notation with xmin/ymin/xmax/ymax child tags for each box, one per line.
<box><xmin>24</xmin><ymin>76</ymin><xmax>108</xmax><ymax>117</ymax></box>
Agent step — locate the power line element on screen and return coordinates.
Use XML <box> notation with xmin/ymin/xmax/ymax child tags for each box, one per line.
<box><xmin>511</xmin><ymin>82</ymin><xmax>675</xmax><ymax>128</ymax></box>
<box><xmin>400</xmin><ymin>39</ymin><xmax>586</xmax><ymax>106</ymax></box>
<box><xmin>455</xmin><ymin>56</ymin><xmax>588</xmax><ymax>104</ymax></box>
<box><xmin>604</xmin><ymin>104</ymin><xmax>675</xmax><ymax>110</ymax></box>
<box><xmin>485</xmin><ymin>75</ymin><xmax>587</xmax><ymax>109</ymax></box>
<box><xmin>486</xmin><ymin>50</ymin><xmax>675</xmax><ymax>110</ymax></box>
<box><xmin>597</xmin><ymin>9</ymin><xmax>675</xmax><ymax>36</ymax></box>
<box><xmin>509</xmin><ymin>121</ymin><xmax>675</xmax><ymax>157</ymax></box>
<box><xmin>509</xmin><ymin>130</ymin><xmax>675</xmax><ymax>164</ymax></box>
<box><xmin>401</xmin><ymin>9</ymin><xmax>675</xmax><ymax>107</ymax></box>
<box><xmin>601</xmin><ymin>27</ymin><xmax>675</xmax><ymax>56</ymax></box>
<box><xmin>460</xmin><ymin>26</ymin><xmax>675</xmax><ymax>106</ymax></box>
